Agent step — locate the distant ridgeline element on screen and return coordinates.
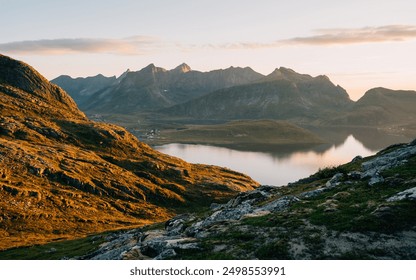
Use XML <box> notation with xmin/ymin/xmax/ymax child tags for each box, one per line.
<box><xmin>52</xmin><ymin>64</ymin><xmax>264</xmax><ymax>113</ymax></box>
<box><xmin>52</xmin><ymin>64</ymin><xmax>416</xmax><ymax>128</ymax></box>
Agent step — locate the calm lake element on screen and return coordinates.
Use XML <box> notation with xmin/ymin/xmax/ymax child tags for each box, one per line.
<box><xmin>155</xmin><ymin>132</ymin><xmax>412</xmax><ymax>186</ymax></box>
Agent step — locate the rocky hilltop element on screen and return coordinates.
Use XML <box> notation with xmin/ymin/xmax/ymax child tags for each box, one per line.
<box><xmin>70</xmin><ymin>139</ymin><xmax>416</xmax><ymax>260</ymax></box>
<box><xmin>0</xmin><ymin>54</ymin><xmax>258</xmax><ymax>250</ymax></box>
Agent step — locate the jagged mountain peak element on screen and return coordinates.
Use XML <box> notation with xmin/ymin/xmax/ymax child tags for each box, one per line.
<box><xmin>173</xmin><ymin>63</ymin><xmax>192</xmax><ymax>73</ymax></box>
<box><xmin>117</xmin><ymin>68</ymin><xmax>130</xmax><ymax>81</ymax></box>
<box><xmin>271</xmin><ymin>67</ymin><xmax>298</xmax><ymax>76</ymax></box>
<box><xmin>94</xmin><ymin>73</ymin><xmax>111</xmax><ymax>79</ymax></box>
<box><xmin>223</xmin><ymin>66</ymin><xmax>257</xmax><ymax>73</ymax></box>
<box><xmin>277</xmin><ymin>66</ymin><xmax>297</xmax><ymax>74</ymax></box>
<box><xmin>70</xmin><ymin>63</ymin><xmax>264</xmax><ymax>113</ymax></box>
<box><xmin>316</xmin><ymin>74</ymin><xmax>331</xmax><ymax>81</ymax></box>
<box><xmin>264</xmin><ymin>67</ymin><xmax>313</xmax><ymax>83</ymax></box>
<box><xmin>140</xmin><ymin>63</ymin><xmax>167</xmax><ymax>73</ymax></box>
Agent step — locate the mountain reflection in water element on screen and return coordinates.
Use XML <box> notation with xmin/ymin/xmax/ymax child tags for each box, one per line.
<box><xmin>155</xmin><ymin>131</ymin><xmax>413</xmax><ymax>186</ymax></box>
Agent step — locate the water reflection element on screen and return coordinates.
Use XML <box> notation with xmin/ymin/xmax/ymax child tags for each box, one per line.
<box><xmin>155</xmin><ymin>135</ymin><xmax>384</xmax><ymax>186</ymax></box>
<box><xmin>307</xmin><ymin>126</ymin><xmax>412</xmax><ymax>151</ymax></box>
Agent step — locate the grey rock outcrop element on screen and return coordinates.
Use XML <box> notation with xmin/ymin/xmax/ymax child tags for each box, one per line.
<box><xmin>326</xmin><ymin>173</ymin><xmax>344</xmax><ymax>188</ymax></box>
<box><xmin>387</xmin><ymin>187</ymin><xmax>416</xmax><ymax>202</ymax></box>
<box><xmin>298</xmin><ymin>187</ymin><xmax>326</xmax><ymax>199</ymax></box>
<box><xmin>257</xmin><ymin>195</ymin><xmax>300</xmax><ymax>212</ymax></box>
<box><xmin>357</xmin><ymin>141</ymin><xmax>416</xmax><ymax>187</ymax></box>
<box><xmin>361</xmin><ymin>141</ymin><xmax>416</xmax><ymax>185</ymax></box>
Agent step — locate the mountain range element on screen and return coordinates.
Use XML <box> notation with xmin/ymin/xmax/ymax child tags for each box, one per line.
<box><xmin>0</xmin><ymin>54</ymin><xmax>258</xmax><ymax>250</ymax></box>
<box><xmin>163</xmin><ymin>67</ymin><xmax>353</xmax><ymax>123</ymax></box>
<box><xmin>51</xmin><ymin>73</ymin><xmax>118</xmax><ymax>107</ymax></box>
<box><xmin>53</xmin><ymin>64</ymin><xmax>416</xmax><ymax>131</ymax></box>
<box><xmin>52</xmin><ymin>64</ymin><xmax>264</xmax><ymax>113</ymax></box>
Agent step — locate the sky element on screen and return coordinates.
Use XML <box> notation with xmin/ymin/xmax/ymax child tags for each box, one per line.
<box><xmin>1</xmin><ymin>0</ymin><xmax>416</xmax><ymax>100</ymax></box>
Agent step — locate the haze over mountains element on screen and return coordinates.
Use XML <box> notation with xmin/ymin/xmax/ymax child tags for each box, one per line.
<box><xmin>53</xmin><ymin>64</ymin><xmax>264</xmax><ymax>113</ymax></box>
<box><xmin>53</xmin><ymin>63</ymin><xmax>416</xmax><ymax>132</ymax></box>
<box><xmin>51</xmin><ymin>74</ymin><xmax>118</xmax><ymax>107</ymax></box>
<box><xmin>0</xmin><ymin>55</ymin><xmax>258</xmax><ymax>250</ymax></box>
<box><xmin>330</xmin><ymin>87</ymin><xmax>416</xmax><ymax>127</ymax></box>
<box><xmin>164</xmin><ymin>67</ymin><xmax>353</xmax><ymax>122</ymax></box>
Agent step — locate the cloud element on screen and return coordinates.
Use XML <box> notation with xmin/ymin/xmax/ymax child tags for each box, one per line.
<box><xmin>281</xmin><ymin>25</ymin><xmax>416</xmax><ymax>46</ymax></box>
<box><xmin>2</xmin><ymin>25</ymin><xmax>416</xmax><ymax>56</ymax></box>
<box><xmin>0</xmin><ymin>36</ymin><xmax>160</xmax><ymax>55</ymax></box>
<box><xmin>200</xmin><ymin>25</ymin><xmax>416</xmax><ymax>50</ymax></box>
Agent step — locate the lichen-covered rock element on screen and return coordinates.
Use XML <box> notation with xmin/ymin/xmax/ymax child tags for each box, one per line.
<box><xmin>348</xmin><ymin>171</ymin><xmax>362</xmax><ymax>180</ymax></box>
<box><xmin>298</xmin><ymin>187</ymin><xmax>326</xmax><ymax>198</ymax></box>
<box><xmin>368</xmin><ymin>173</ymin><xmax>385</xmax><ymax>186</ymax></box>
<box><xmin>258</xmin><ymin>195</ymin><xmax>300</xmax><ymax>212</ymax></box>
<box><xmin>154</xmin><ymin>249</ymin><xmax>177</xmax><ymax>260</ymax></box>
<box><xmin>361</xmin><ymin>143</ymin><xmax>416</xmax><ymax>179</ymax></box>
<box><xmin>165</xmin><ymin>214</ymin><xmax>194</xmax><ymax>236</ymax></box>
<box><xmin>326</xmin><ymin>173</ymin><xmax>344</xmax><ymax>188</ymax></box>
<box><xmin>387</xmin><ymin>187</ymin><xmax>416</xmax><ymax>202</ymax></box>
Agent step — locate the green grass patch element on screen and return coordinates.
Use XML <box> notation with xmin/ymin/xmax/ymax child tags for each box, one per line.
<box><xmin>314</xmin><ymin>166</ymin><xmax>348</xmax><ymax>179</ymax></box>
<box><xmin>242</xmin><ymin>213</ymin><xmax>305</xmax><ymax>229</ymax></box>
<box><xmin>224</xmin><ymin>231</ymin><xmax>257</xmax><ymax>242</ymax></box>
<box><xmin>255</xmin><ymin>238</ymin><xmax>292</xmax><ymax>260</ymax></box>
<box><xmin>140</xmin><ymin>222</ymin><xmax>165</xmax><ymax>231</ymax></box>
<box><xmin>241</xmin><ymin>214</ymin><xmax>278</xmax><ymax>227</ymax></box>
<box><xmin>305</xmin><ymin>178</ymin><xmax>416</xmax><ymax>233</ymax></box>
<box><xmin>178</xmin><ymin>251</ymin><xmax>236</xmax><ymax>260</ymax></box>
<box><xmin>172</xmin><ymin>239</ymin><xmax>237</xmax><ymax>260</ymax></box>
<box><xmin>0</xmin><ymin>234</ymin><xmax>105</xmax><ymax>260</ymax></box>
<box><xmin>350</xmin><ymin>201</ymin><xmax>416</xmax><ymax>233</ymax></box>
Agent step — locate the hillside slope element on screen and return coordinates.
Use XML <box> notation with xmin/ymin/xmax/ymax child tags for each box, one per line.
<box><xmin>330</xmin><ymin>87</ymin><xmax>416</xmax><ymax>127</ymax></box>
<box><xmin>0</xmin><ymin>54</ymin><xmax>258</xmax><ymax>250</ymax></box>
